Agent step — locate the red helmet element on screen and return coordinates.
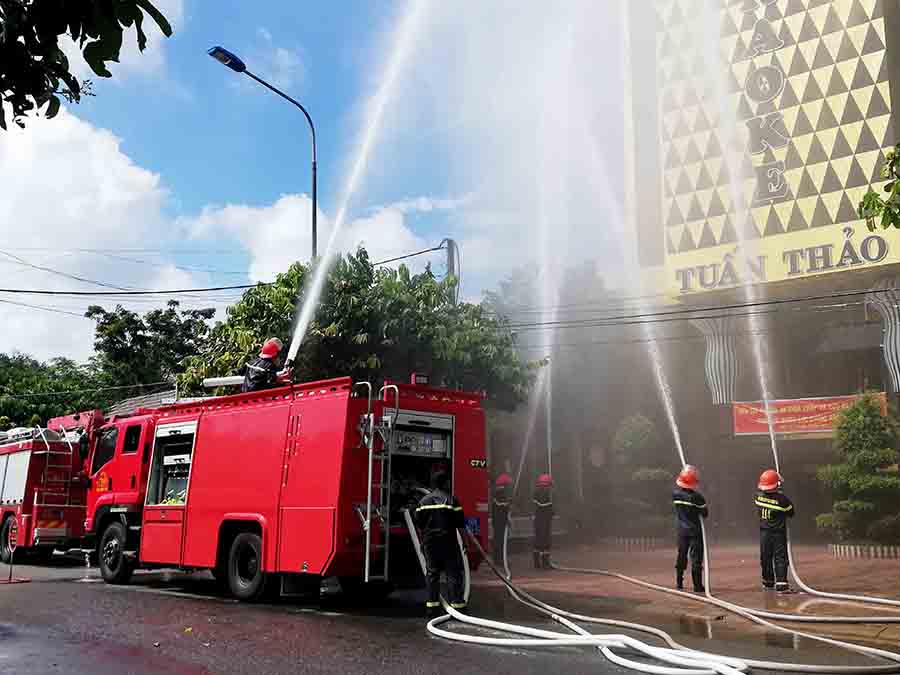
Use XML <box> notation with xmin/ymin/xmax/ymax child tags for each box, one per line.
<box><xmin>495</xmin><ymin>473</ymin><xmax>513</xmax><ymax>487</ymax></box>
<box><xmin>758</xmin><ymin>469</ymin><xmax>782</xmax><ymax>492</ymax></box>
<box><xmin>676</xmin><ymin>465</ymin><xmax>699</xmax><ymax>489</ymax></box>
<box><xmin>260</xmin><ymin>337</ymin><xmax>283</xmax><ymax>359</ymax></box>
<box><xmin>536</xmin><ymin>473</ymin><xmax>553</xmax><ymax>487</ymax></box>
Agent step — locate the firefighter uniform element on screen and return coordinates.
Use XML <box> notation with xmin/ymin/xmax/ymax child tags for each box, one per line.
<box><xmin>755</xmin><ymin>470</ymin><xmax>795</xmax><ymax>593</ymax></box>
<box><xmin>533</xmin><ymin>475</ymin><xmax>553</xmax><ymax>570</ymax></box>
<box><xmin>492</xmin><ymin>475</ymin><xmax>512</xmax><ymax>568</ymax></box>
<box><xmin>672</xmin><ymin>486</ymin><xmax>708</xmax><ymax>592</ymax></box>
<box><xmin>416</xmin><ymin>475</ymin><xmax>466</xmax><ymax>618</ymax></box>
<box><xmin>240</xmin><ymin>356</ymin><xmax>279</xmax><ymax>393</ymax></box>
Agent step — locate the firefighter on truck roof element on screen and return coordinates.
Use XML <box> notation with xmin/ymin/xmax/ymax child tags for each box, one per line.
<box><xmin>533</xmin><ymin>473</ymin><xmax>553</xmax><ymax>570</ymax></box>
<box><xmin>755</xmin><ymin>469</ymin><xmax>797</xmax><ymax>594</ymax></box>
<box><xmin>240</xmin><ymin>337</ymin><xmax>293</xmax><ymax>393</ymax></box>
<box><xmin>672</xmin><ymin>465</ymin><xmax>708</xmax><ymax>593</ymax></box>
<box><xmin>492</xmin><ymin>473</ymin><xmax>513</xmax><ymax>568</ymax></box>
<box><xmin>415</xmin><ymin>471</ymin><xmax>466</xmax><ymax>620</ymax></box>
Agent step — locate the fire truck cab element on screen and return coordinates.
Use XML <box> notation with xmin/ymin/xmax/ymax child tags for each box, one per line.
<box><xmin>78</xmin><ymin>376</ymin><xmax>488</xmax><ymax>602</ymax></box>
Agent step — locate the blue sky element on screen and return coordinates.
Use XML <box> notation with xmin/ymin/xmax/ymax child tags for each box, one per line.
<box><xmin>1</xmin><ymin>1</ymin><xmax>625</xmax><ymax>360</ymax></box>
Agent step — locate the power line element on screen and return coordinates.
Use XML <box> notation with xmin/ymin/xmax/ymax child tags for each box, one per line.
<box><xmin>0</xmin><ymin>249</ymin><xmax>137</xmax><ymax>291</ymax></box>
<box><xmin>0</xmin><ymin>243</ymin><xmax>450</xmax><ymax>297</ymax></box>
<box><xmin>0</xmin><ymin>381</ymin><xmax>170</xmax><ymax>399</ymax></box>
<box><xmin>0</xmin><ymin>298</ymin><xmax>87</xmax><ymax>318</ymax></box>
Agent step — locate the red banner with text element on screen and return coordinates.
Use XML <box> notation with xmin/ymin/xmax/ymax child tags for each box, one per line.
<box><xmin>733</xmin><ymin>394</ymin><xmax>887</xmax><ymax>436</ymax></box>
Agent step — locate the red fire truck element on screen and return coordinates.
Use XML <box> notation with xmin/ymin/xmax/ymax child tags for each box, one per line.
<box><xmin>0</xmin><ymin>412</ymin><xmax>104</xmax><ymax>563</ymax></box>
<box><xmin>43</xmin><ymin>376</ymin><xmax>488</xmax><ymax>601</ymax></box>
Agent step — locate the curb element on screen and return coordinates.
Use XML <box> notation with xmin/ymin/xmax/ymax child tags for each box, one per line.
<box><xmin>830</xmin><ymin>544</ymin><xmax>900</xmax><ymax>559</ymax></box>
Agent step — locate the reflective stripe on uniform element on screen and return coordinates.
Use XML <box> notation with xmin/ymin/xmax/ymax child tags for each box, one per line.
<box><xmin>450</xmin><ymin>603</ymin><xmax>467</xmax><ymax>609</ymax></box>
<box><xmin>533</xmin><ymin>500</ymin><xmax>552</xmax><ymax>507</ymax></box>
<box><xmin>426</xmin><ymin>601</ymin><xmax>441</xmax><ymax>608</ymax></box>
<box><xmin>494</xmin><ymin>500</ymin><xmax>510</xmax><ymax>507</ymax></box>
<box><xmin>673</xmin><ymin>500</ymin><xmax>706</xmax><ymax>508</ymax></box>
<box><xmin>416</xmin><ymin>504</ymin><xmax>463</xmax><ymax>512</ymax></box>
<box><xmin>755</xmin><ymin>500</ymin><xmax>792</xmax><ymax>512</ymax></box>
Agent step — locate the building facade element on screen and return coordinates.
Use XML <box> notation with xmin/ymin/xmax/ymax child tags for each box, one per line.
<box><xmin>624</xmin><ymin>0</ymin><xmax>900</xmax><ymax>537</ymax></box>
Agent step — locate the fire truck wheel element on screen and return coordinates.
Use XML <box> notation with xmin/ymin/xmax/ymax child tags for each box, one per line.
<box><xmin>0</xmin><ymin>516</ymin><xmax>19</xmax><ymax>565</ymax></box>
<box><xmin>99</xmin><ymin>522</ymin><xmax>134</xmax><ymax>584</ymax></box>
<box><xmin>227</xmin><ymin>532</ymin><xmax>268</xmax><ymax>602</ymax></box>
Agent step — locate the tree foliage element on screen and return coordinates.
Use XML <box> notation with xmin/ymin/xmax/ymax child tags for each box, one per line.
<box><xmin>609</xmin><ymin>414</ymin><xmax>675</xmax><ymax>535</ymax></box>
<box><xmin>0</xmin><ymin>0</ymin><xmax>172</xmax><ymax>130</ymax></box>
<box><xmin>86</xmin><ymin>300</ymin><xmax>215</xmax><ymax>387</ymax></box>
<box><xmin>858</xmin><ymin>144</ymin><xmax>900</xmax><ymax>230</ymax></box>
<box><xmin>179</xmin><ymin>249</ymin><xmax>537</xmax><ymax>409</ymax></box>
<box><xmin>816</xmin><ymin>394</ymin><xmax>900</xmax><ymax>543</ymax></box>
<box><xmin>0</xmin><ymin>353</ymin><xmax>104</xmax><ymax>426</ymax></box>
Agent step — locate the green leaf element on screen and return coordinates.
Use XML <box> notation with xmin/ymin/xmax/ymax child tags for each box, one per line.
<box><xmin>45</xmin><ymin>95</ymin><xmax>61</xmax><ymax>119</ymax></box>
<box><xmin>135</xmin><ymin>0</ymin><xmax>173</xmax><ymax>36</ymax></box>
<box><xmin>83</xmin><ymin>41</ymin><xmax>113</xmax><ymax>77</ymax></box>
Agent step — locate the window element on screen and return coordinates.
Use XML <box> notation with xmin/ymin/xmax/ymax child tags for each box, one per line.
<box><xmin>146</xmin><ymin>428</ymin><xmax>195</xmax><ymax>506</ymax></box>
<box><xmin>91</xmin><ymin>427</ymin><xmax>118</xmax><ymax>474</ymax></box>
<box><xmin>122</xmin><ymin>426</ymin><xmax>142</xmax><ymax>455</ymax></box>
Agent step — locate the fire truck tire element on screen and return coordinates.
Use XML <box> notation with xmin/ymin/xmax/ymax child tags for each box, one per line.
<box><xmin>0</xmin><ymin>516</ymin><xmax>19</xmax><ymax>565</ymax></box>
<box><xmin>99</xmin><ymin>522</ymin><xmax>134</xmax><ymax>584</ymax></box>
<box><xmin>227</xmin><ymin>532</ymin><xmax>269</xmax><ymax>602</ymax></box>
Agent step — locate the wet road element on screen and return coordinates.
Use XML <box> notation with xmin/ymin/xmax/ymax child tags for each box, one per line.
<box><xmin>0</xmin><ymin>561</ymin><xmax>628</xmax><ymax>675</ymax></box>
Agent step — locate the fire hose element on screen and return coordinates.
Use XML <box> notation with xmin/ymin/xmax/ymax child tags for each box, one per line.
<box><xmin>404</xmin><ymin>510</ymin><xmax>776</xmax><ymax>675</ymax></box>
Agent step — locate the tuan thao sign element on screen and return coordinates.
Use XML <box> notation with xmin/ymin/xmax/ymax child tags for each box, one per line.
<box><xmin>657</xmin><ymin>0</ymin><xmax>899</xmax><ymax>296</ymax></box>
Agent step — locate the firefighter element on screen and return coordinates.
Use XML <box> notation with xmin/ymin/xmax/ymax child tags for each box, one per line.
<box><xmin>533</xmin><ymin>473</ymin><xmax>553</xmax><ymax>570</ymax></box>
<box><xmin>415</xmin><ymin>471</ymin><xmax>466</xmax><ymax>619</ymax></box>
<box><xmin>492</xmin><ymin>473</ymin><xmax>513</xmax><ymax>567</ymax></box>
<box><xmin>755</xmin><ymin>469</ymin><xmax>796</xmax><ymax>594</ymax></box>
<box><xmin>240</xmin><ymin>337</ymin><xmax>292</xmax><ymax>393</ymax></box>
<box><xmin>672</xmin><ymin>465</ymin><xmax>708</xmax><ymax>593</ymax></box>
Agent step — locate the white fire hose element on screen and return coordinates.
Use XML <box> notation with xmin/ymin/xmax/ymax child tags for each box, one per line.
<box><xmin>405</xmin><ymin>509</ymin><xmax>759</xmax><ymax>675</ymax></box>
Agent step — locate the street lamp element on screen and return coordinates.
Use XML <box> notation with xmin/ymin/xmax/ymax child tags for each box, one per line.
<box><xmin>208</xmin><ymin>45</ymin><xmax>318</xmax><ymax>259</ymax></box>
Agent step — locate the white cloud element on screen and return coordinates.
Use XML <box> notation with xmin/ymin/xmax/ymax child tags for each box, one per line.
<box><xmin>231</xmin><ymin>28</ymin><xmax>305</xmax><ymax>92</ymax></box>
<box><xmin>185</xmin><ymin>193</ymin><xmax>455</xmax><ymax>284</ymax></box>
<box><xmin>0</xmin><ymin>107</ymin><xmax>214</xmax><ymax>362</ymax></box>
<box><xmin>60</xmin><ymin>0</ymin><xmax>185</xmax><ymax>82</ymax></box>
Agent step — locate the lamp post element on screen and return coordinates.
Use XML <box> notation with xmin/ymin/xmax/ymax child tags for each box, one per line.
<box><xmin>208</xmin><ymin>45</ymin><xmax>318</xmax><ymax>259</ymax></box>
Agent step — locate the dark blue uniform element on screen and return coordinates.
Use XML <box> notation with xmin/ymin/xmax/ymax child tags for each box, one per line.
<box><xmin>755</xmin><ymin>490</ymin><xmax>794</xmax><ymax>590</ymax></box>
<box><xmin>240</xmin><ymin>357</ymin><xmax>279</xmax><ymax>393</ymax></box>
<box><xmin>533</xmin><ymin>486</ymin><xmax>553</xmax><ymax>570</ymax></box>
<box><xmin>492</xmin><ymin>484</ymin><xmax>511</xmax><ymax>568</ymax></box>
<box><xmin>672</xmin><ymin>487</ymin><xmax>708</xmax><ymax>591</ymax></box>
<box><xmin>416</xmin><ymin>487</ymin><xmax>466</xmax><ymax>615</ymax></box>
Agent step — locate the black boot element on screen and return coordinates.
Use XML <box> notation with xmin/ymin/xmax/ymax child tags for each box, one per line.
<box><xmin>676</xmin><ymin>570</ymin><xmax>684</xmax><ymax>591</ymax></box>
<box><xmin>692</xmin><ymin>568</ymin><xmax>705</xmax><ymax>593</ymax></box>
<box><xmin>542</xmin><ymin>552</ymin><xmax>552</xmax><ymax>570</ymax></box>
<box><xmin>533</xmin><ymin>551</ymin><xmax>542</xmax><ymax>570</ymax></box>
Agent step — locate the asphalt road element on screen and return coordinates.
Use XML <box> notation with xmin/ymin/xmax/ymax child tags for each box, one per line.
<box><xmin>0</xmin><ymin>561</ymin><xmax>629</xmax><ymax>675</ymax></box>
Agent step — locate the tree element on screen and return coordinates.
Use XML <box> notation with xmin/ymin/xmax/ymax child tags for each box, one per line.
<box><xmin>0</xmin><ymin>353</ymin><xmax>105</xmax><ymax>425</ymax></box>
<box><xmin>86</xmin><ymin>300</ymin><xmax>215</xmax><ymax>387</ymax></box>
<box><xmin>0</xmin><ymin>0</ymin><xmax>172</xmax><ymax>130</ymax></box>
<box><xmin>816</xmin><ymin>394</ymin><xmax>900</xmax><ymax>544</ymax></box>
<box><xmin>179</xmin><ymin>249</ymin><xmax>536</xmax><ymax>409</ymax></box>
<box><xmin>858</xmin><ymin>144</ymin><xmax>900</xmax><ymax>230</ymax></box>
<box><xmin>609</xmin><ymin>413</ymin><xmax>676</xmax><ymax>536</ymax></box>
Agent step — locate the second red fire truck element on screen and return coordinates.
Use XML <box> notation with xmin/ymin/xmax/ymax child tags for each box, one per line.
<box><xmin>21</xmin><ymin>375</ymin><xmax>488</xmax><ymax>601</ymax></box>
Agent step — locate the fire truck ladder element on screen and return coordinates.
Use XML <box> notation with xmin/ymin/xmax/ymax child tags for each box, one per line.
<box><xmin>360</xmin><ymin>384</ymin><xmax>399</xmax><ymax>583</ymax></box>
<box><xmin>34</xmin><ymin>427</ymin><xmax>76</xmax><ymax>509</ymax></box>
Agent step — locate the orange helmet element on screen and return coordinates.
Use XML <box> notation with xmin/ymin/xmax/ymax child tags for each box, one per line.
<box><xmin>260</xmin><ymin>337</ymin><xmax>283</xmax><ymax>359</ymax></box>
<box><xmin>676</xmin><ymin>465</ymin><xmax>699</xmax><ymax>489</ymax></box>
<box><xmin>536</xmin><ymin>473</ymin><xmax>553</xmax><ymax>487</ymax></box>
<box><xmin>758</xmin><ymin>469</ymin><xmax>782</xmax><ymax>492</ymax></box>
<box><xmin>495</xmin><ymin>473</ymin><xmax>513</xmax><ymax>487</ymax></box>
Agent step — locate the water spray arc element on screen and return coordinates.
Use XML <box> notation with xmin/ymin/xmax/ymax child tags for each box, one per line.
<box><xmin>285</xmin><ymin>0</ymin><xmax>431</xmax><ymax>367</ymax></box>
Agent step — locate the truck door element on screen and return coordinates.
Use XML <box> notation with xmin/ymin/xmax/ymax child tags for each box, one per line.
<box><xmin>111</xmin><ymin>422</ymin><xmax>145</xmax><ymax>506</ymax></box>
<box><xmin>87</xmin><ymin>425</ymin><xmax>119</xmax><ymax>518</ymax></box>
<box><xmin>140</xmin><ymin>421</ymin><xmax>197</xmax><ymax>566</ymax></box>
